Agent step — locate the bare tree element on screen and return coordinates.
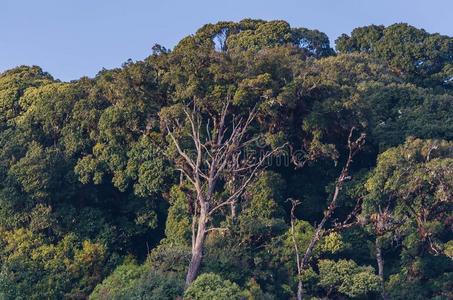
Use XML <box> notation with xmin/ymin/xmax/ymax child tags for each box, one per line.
<box><xmin>164</xmin><ymin>98</ymin><xmax>284</xmax><ymax>286</ymax></box>
<box><xmin>288</xmin><ymin>198</ymin><xmax>304</xmax><ymax>300</ymax></box>
<box><xmin>299</xmin><ymin>127</ymin><xmax>365</xmax><ymax>270</ymax></box>
<box><xmin>289</xmin><ymin>128</ymin><xmax>365</xmax><ymax>298</ymax></box>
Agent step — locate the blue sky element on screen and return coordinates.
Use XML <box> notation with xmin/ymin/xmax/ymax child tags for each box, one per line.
<box><xmin>2</xmin><ymin>0</ymin><xmax>452</xmax><ymax>81</ymax></box>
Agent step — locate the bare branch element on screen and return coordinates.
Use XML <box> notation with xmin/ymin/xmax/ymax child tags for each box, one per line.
<box><xmin>209</xmin><ymin>144</ymin><xmax>286</xmax><ymax>216</ymax></box>
<box><xmin>205</xmin><ymin>227</ymin><xmax>229</xmax><ymax>233</ymax></box>
<box><xmin>287</xmin><ymin>198</ymin><xmax>303</xmax><ymax>300</ymax></box>
<box><xmin>165</xmin><ymin>97</ymin><xmax>281</xmax><ymax>285</ymax></box>
<box><xmin>326</xmin><ymin>197</ymin><xmax>363</xmax><ymax>234</ymax></box>
<box><xmin>300</xmin><ymin>127</ymin><xmax>366</xmax><ymax>270</ymax></box>
<box><xmin>166</xmin><ymin>125</ymin><xmax>197</xmax><ymax>171</ymax></box>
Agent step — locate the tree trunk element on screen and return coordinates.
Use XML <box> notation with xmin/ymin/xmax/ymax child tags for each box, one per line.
<box><xmin>230</xmin><ymin>201</ymin><xmax>236</xmax><ymax>219</ymax></box>
<box><xmin>289</xmin><ymin>199</ymin><xmax>303</xmax><ymax>300</ymax></box>
<box><xmin>376</xmin><ymin>239</ymin><xmax>387</xmax><ymax>300</ymax></box>
<box><xmin>299</xmin><ymin>128</ymin><xmax>365</xmax><ymax>271</ymax></box>
<box><xmin>297</xmin><ymin>280</ymin><xmax>303</xmax><ymax>300</ymax></box>
<box><xmin>185</xmin><ymin>207</ymin><xmax>207</xmax><ymax>286</ymax></box>
<box><xmin>300</xmin><ymin>185</ymin><xmax>340</xmax><ymax>269</ymax></box>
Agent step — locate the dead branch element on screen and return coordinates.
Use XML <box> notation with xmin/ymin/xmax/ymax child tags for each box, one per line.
<box><xmin>288</xmin><ymin>198</ymin><xmax>303</xmax><ymax>300</ymax></box>
<box><xmin>165</xmin><ymin>97</ymin><xmax>281</xmax><ymax>286</ymax></box>
<box><xmin>299</xmin><ymin>127</ymin><xmax>366</xmax><ymax>270</ymax></box>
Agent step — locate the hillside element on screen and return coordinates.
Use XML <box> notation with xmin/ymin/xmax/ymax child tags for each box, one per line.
<box><xmin>0</xmin><ymin>20</ymin><xmax>452</xmax><ymax>299</ymax></box>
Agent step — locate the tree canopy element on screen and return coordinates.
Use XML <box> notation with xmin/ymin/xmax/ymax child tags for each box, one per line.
<box><xmin>0</xmin><ymin>20</ymin><xmax>452</xmax><ymax>299</ymax></box>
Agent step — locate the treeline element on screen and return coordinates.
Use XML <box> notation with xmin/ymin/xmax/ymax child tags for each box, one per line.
<box><xmin>0</xmin><ymin>20</ymin><xmax>452</xmax><ymax>299</ymax></box>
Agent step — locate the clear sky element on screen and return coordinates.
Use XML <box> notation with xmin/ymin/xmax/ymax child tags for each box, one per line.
<box><xmin>2</xmin><ymin>0</ymin><xmax>452</xmax><ymax>81</ymax></box>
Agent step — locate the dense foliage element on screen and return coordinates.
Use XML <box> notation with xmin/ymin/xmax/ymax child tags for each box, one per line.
<box><xmin>0</xmin><ymin>20</ymin><xmax>452</xmax><ymax>299</ymax></box>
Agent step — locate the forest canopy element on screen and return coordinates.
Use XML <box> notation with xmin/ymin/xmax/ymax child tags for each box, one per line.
<box><xmin>0</xmin><ymin>20</ymin><xmax>452</xmax><ymax>299</ymax></box>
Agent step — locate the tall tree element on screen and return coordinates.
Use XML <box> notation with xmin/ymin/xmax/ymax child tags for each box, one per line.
<box><xmin>162</xmin><ymin>98</ymin><xmax>283</xmax><ymax>285</ymax></box>
<box><xmin>289</xmin><ymin>127</ymin><xmax>366</xmax><ymax>299</ymax></box>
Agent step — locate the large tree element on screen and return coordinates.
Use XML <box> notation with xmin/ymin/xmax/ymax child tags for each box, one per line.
<box><xmin>162</xmin><ymin>98</ymin><xmax>283</xmax><ymax>285</ymax></box>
